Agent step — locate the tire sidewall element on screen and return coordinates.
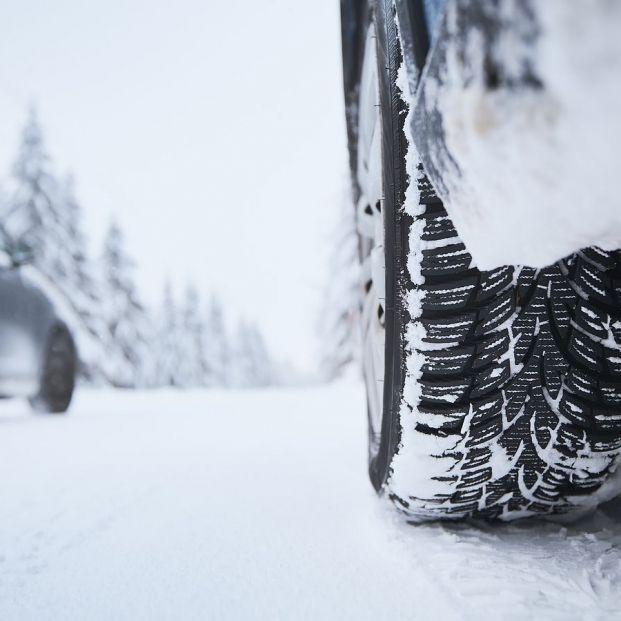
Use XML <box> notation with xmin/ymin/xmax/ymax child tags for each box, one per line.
<box><xmin>368</xmin><ymin>0</ymin><xmax>409</xmax><ymax>491</ymax></box>
<box><xmin>31</xmin><ymin>325</ymin><xmax>77</xmax><ymax>414</ymax></box>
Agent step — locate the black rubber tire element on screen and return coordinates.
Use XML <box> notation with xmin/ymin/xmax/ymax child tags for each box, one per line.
<box><xmin>30</xmin><ymin>325</ymin><xmax>76</xmax><ymax>414</ymax></box>
<box><xmin>363</xmin><ymin>0</ymin><xmax>621</xmax><ymax>520</ymax></box>
<box><xmin>367</xmin><ymin>0</ymin><xmax>410</xmax><ymax>492</ymax></box>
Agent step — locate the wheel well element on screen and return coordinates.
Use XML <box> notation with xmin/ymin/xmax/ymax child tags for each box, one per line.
<box><xmin>340</xmin><ymin>0</ymin><xmax>370</xmax><ymax>196</ymax></box>
<box><xmin>341</xmin><ymin>1</ymin><xmax>430</xmax><ymax>196</ymax></box>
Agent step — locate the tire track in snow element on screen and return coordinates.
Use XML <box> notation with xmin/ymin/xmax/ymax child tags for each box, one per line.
<box><xmin>382</xmin><ymin>496</ymin><xmax>621</xmax><ymax>619</ymax></box>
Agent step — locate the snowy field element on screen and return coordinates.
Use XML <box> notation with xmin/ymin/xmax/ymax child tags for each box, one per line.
<box><xmin>0</xmin><ymin>382</ymin><xmax>620</xmax><ymax>621</ymax></box>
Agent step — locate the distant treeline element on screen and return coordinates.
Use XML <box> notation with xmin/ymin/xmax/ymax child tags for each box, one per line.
<box><xmin>0</xmin><ymin>110</ymin><xmax>275</xmax><ymax>388</ymax></box>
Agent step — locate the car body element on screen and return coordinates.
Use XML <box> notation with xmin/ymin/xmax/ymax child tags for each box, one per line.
<box><xmin>0</xmin><ymin>249</ymin><xmax>76</xmax><ymax>411</ymax></box>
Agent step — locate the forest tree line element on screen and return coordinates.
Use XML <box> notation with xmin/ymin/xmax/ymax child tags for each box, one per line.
<box><xmin>0</xmin><ymin>110</ymin><xmax>275</xmax><ymax>388</ymax></box>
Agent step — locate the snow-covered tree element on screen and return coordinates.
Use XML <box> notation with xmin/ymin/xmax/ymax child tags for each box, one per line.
<box><xmin>58</xmin><ymin>176</ymin><xmax>104</xmax><ymax>332</ymax></box>
<box><xmin>62</xmin><ymin>176</ymin><xmax>94</xmax><ymax>293</ymax></box>
<box><xmin>204</xmin><ymin>294</ymin><xmax>230</xmax><ymax>387</ymax></box>
<box><xmin>6</xmin><ymin>108</ymin><xmax>62</xmax><ymax>272</ymax></box>
<box><xmin>0</xmin><ymin>108</ymin><xmax>289</xmax><ymax>392</ymax></box>
<box><xmin>318</xmin><ymin>188</ymin><xmax>360</xmax><ymax>381</ymax></box>
<box><xmin>233</xmin><ymin>320</ymin><xmax>273</xmax><ymax>388</ymax></box>
<box><xmin>155</xmin><ymin>281</ymin><xmax>183</xmax><ymax>387</ymax></box>
<box><xmin>6</xmin><ymin>113</ymin><xmax>96</xmax><ymax>304</ymax></box>
<box><xmin>178</xmin><ymin>285</ymin><xmax>207</xmax><ymax>386</ymax></box>
<box><xmin>100</xmin><ymin>221</ymin><xmax>151</xmax><ymax>387</ymax></box>
<box><xmin>0</xmin><ymin>185</ymin><xmax>12</xmax><ymax>254</ymax></box>
<box><xmin>1</xmin><ymin>110</ymin><xmax>108</xmax><ymax>381</ymax></box>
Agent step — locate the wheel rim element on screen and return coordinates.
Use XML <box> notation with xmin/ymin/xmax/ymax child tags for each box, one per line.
<box><xmin>356</xmin><ymin>23</ymin><xmax>386</xmax><ymax>460</ymax></box>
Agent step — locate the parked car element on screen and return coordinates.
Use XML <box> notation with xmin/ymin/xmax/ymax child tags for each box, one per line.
<box><xmin>341</xmin><ymin>0</ymin><xmax>621</xmax><ymax>520</ymax></box>
<box><xmin>0</xmin><ymin>238</ymin><xmax>76</xmax><ymax>413</ymax></box>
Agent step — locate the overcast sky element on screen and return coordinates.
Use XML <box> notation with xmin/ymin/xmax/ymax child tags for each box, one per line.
<box><xmin>0</xmin><ymin>0</ymin><xmax>347</xmax><ymax>373</ymax></box>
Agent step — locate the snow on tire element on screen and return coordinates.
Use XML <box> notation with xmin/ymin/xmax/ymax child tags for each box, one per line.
<box><xmin>356</xmin><ymin>0</ymin><xmax>621</xmax><ymax>521</ymax></box>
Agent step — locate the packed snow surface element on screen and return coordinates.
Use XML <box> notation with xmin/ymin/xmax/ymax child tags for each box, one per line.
<box><xmin>1</xmin><ymin>382</ymin><xmax>620</xmax><ymax>620</ymax></box>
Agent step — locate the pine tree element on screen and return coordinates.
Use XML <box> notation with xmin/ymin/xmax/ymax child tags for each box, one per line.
<box><xmin>62</xmin><ymin>176</ymin><xmax>93</xmax><ymax>294</ymax></box>
<box><xmin>4</xmin><ymin>109</ymin><xmax>106</xmax><ymax>381</ymax></box>
<box><xmin>7</xmin><ymin>112</ymin><xmax>96</xmax><ymax>305</ymax></box>
<box><xmin>156</xmin><ymin>281</ymin><xmax>182</xmax><ymax>387</ymax></box>
<box><xmin>100</xmin><ymin>221</ymin><xmax>150</xmax><ymax>387</ymax></box>
<box><xmin>204</xmin><ymin>294</ymin><xmax>230</xmax><ymax>387</ymax></box>
<box><xmin>178</xmin><ymin>285</ymin><xmax>207</xmax><ymax>386</ymax></box>
<box><xmin>234</xmin><ymin>320</ymin><xmax>272</xmax><ymax>388</ymax></box>
<box><xmin>0</xmin><ymin>185</ymin><xmax>12</xmax><ymax>258</ymax></box>
<box><xmin>318</xmin><ymin>188</ymin><xmax>360</xmax><ymax>381</ymax></box>
<box><xmin>247</xmin><ymin>323</ymin><xmax>272</xmax><ymax>387</ymax></box>
<box><xmin>7</xmin><ymin>107</ymin><xmax>62</xmax><ymax>272</ymax></box>
<box><xmin>58</xmin><ymin>176</ymin><xmax>104</xmax><ymax>334</ymax></box>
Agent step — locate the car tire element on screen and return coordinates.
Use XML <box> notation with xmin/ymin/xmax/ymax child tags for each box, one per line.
<box><xmin>30</xmin><ymin>324</ymin><xmax>76</xmax><ymax>414</ymax></box>
<box><xmin>354</xmin><ymin>0</ymin><xmax>621</xmax><ymax>520</ymax></box>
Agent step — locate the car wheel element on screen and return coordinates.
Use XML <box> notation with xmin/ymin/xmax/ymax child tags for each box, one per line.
<box><xmin>354</xmin><ymin>0</ymin><xmax>621</xmax><ymax>520</ymax></box>
<box><xmin>30</xmin><ymin>324</ymin><xmax>76</xmax><ymax>414</ymax></box>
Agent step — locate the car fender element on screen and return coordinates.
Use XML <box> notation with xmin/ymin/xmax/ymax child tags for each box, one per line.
<box><xmin>410</xmin><ymin>0</ymin><xmax>621</xmax><ymax>269</ymax></box>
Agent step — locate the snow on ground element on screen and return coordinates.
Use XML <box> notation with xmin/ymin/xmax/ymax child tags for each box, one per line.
<box><xmin>0</xmin><ymin>381</ymin><xmax>620</xmax><ymax>620</ymax></box>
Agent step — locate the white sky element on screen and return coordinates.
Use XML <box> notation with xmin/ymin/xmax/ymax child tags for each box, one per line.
<box><xmin>0</xmin><ymin>0</ymin><xmax>348</xmax><ymax>374</ymax></box>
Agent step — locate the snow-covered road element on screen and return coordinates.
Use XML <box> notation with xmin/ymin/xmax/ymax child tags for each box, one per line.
<box><xmin>0</xmin><ymin>382</ymin><xmax>620</xmax><ymax>620</ymax></box>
